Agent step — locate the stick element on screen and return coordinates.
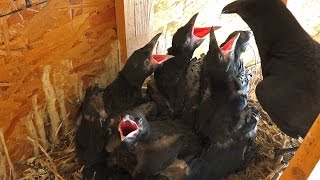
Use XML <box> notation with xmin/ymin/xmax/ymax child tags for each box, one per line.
<box><xmin>55</xmin><ymin>88</ymin><xmax>70</xmax><ymax>135</ymax></box>
<box><xmin>42</xmin><ymin>65</ymin><xmax>61</xmax><ymax>144</ymax></box>
<box><xmin>25</xmin><ymin>114</ymin><xmax>40</xmax><ymax>156</ymax></box>
<box><xmin>27</xmin><ymin>137</ymin><xmax>64</xmax><ymax>180</ymax></box>
<box><xmin>0</xmin><ymin>129</ymin><xmax>16</xmax><ymax>179</ymax></box>
<box><xmin>0</xmin><ymin>137</ymin><xmax>6</xmax><ymax>180</ymax></box>
<box><xmin>32</xmin><ymin>95</ymin><xmax>49</xmax><ymax>149</ymax></box>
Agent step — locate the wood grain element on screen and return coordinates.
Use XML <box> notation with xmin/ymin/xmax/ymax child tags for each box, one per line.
<box><xmin>0</xmin><ymin>0</ymin><xmax>119</xmax><ymax>162</ymax></box>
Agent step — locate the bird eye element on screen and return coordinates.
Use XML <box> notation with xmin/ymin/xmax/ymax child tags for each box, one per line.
<box><xmin>144</xmin><ymin>59</ymin><xmax>149</xmax><ymax>66</ymax></box>
<box><xmin>128</xmin><ymin>115</ymin><xmax>135</xmax><ymax>121</ymax></box>
<box><xmin>218</xmin><ymin>53</ymin><xmax>223</xmax><ymax>61</ymax></box>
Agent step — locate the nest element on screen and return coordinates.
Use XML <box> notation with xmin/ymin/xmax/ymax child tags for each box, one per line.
<box><xmin>1</xmin><ymin>64</ymin><xmax>300</xmax><ymax>180</ymax></box>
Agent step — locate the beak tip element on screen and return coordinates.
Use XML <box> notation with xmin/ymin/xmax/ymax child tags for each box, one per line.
<box><xmin>151</xmin><ymin>33</ymin><xmax>162</xmax><ymax>42</ymax></box>
<box><xmin>222</xmin><ymin>1</ymin><xmax>238</xmax><ymax>14</ymax></box>
<box><xmin>214</xmin><ymin>26</ymin><xmax>222</xmax><ymax>30</ymax></box>
<box><xmin>155</xmin><ymin>32</ymin><xmax>162</xmax><ymax>38</ymax></box>
<box><xmin>189</xmin><ymin>12</ymin><xmax>199</xmax><ymax>24</ymax></box>
<box><xmin>221</xmin><ymin>8</ymin><xmax>230</xmax><ymax>14</ymax></box>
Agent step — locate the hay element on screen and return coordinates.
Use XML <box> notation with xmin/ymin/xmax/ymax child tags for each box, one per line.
<box><xmin>9</xmin><ymin>63</ymin><xmax>300</xmax><ymax>179</ymax></box>
<box><xmin>15</xmin><ymin>133</ymin><xmax>82</xmax><ymax>179</ymax></box>
<box><xmin>0</xmin><ymin>129</ymin><xmax>16</xmax><ymax>179</ymax></box>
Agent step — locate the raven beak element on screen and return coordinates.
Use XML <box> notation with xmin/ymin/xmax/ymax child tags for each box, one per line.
<box><xmin>220</xmin><ymin>33</ymin><xmax>240</xmax><ymax>53</ymax></box>
<box><xmin>188</xmin><ymin>13</ymin><xmax>222</xmax><ymax>40</ymax></box>
<box><xmin>222</xmin><ymin>1</ymin><xmax>239</xmax><ymax>14</ymax></box>
<box><xmin>220</xmin><ymin>32</ymin><xmax>240</xmax><ymax>72</ymax></box>
<box><xmin>148</xmin><ymin>33</ymin><xmax>174</xmax><ymax>65</ymax></box>
<box><xmin>147</xmin><ymin>33</ymin><xmax>162</xmax><ymax>48</ymax></box>
<box><xmin>187</xmin><ymin>13</ymin><xmax>199</xmax><ymax>26</ymax></box>
<box><xmin>146</xmin><ymin>33</ymin><xmax>174</xmax><ymax>65</ymax></box>
<box><xmin>208</xmin><ymin>26</ymin><xmax>220</xmax><ymax>51</ymax></box>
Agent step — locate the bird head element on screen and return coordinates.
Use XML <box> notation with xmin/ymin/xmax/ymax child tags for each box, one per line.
<box><xmin>219</xmin><ymin>30</ymin><xmax>253</xmax><ymax>75</ymax></box>
<box><xmin>118</xmin><ymin>113</ymin><xmax>150</xmax><ymax>146</ymax></box>
<box><xmin>168</xmin><ymin>13</ymin><xmax>221</xmax><ymax>57</ymax></box>
<box><xmin>220</xmin><ymin>30</ymin><xmax>252</xmax><ymax>60</ymax></box>
<box><xmin>205</xmin><ymin>27</ymin><xmax>240</xmax><ymax>86</ymax></box>
<box><xmin>221</xmin><ymin>0</ymin><xmax>286</xmax><ymax>23</ymax></box>
<box><xmin>121</xmin><ymin>33</ymin><xmax>174</xmax><ymax>87</ymax></box>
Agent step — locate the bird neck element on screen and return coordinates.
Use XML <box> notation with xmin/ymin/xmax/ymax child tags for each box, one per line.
<box><xmin>168</xmin><ymin>46</ymin><xmax>195</xmax><ymax>60</ymax></box>
<box><xmin>118</xmin><ymin>72</ymin><xmax>143</xmax><ymax>90</ymax></box>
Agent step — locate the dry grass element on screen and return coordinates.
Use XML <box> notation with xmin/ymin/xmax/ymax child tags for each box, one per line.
<box><xmin>15</xmin><ymin>133</ymin><xmax>82</xmax><ymax>180</ymax></box>
<box><xmin>4</xmin><ymin>64</ymin><xmax>300</xmax><ymax>180</ymax></box>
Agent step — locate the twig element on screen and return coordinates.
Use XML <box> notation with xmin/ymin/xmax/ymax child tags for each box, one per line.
<box><xmin>55</xmin><ymin>88</ymin><xmax>70</xmax><ymax>135</ymax></box>
<box><xmin>55</xmin><ymin>122</ymin><xmax>63</xmax><ymax>142</ymax></box>
<box><xmin>25</xmin><ymin>114</ymin><xmax>40</xmax><ymax>156</ymax></box>
<box><xmin>266</xmin><ymin>163</ymin><xmax>288</xmax><ymax>180</ymax></box>
<box><xmin>0</xmin><ymin>129</ymin><xmax>16</xmax><ymax>179</ymax></box>
<box><xmin>42</xmin><ymin>65</ymin><xmax>61</xmax><ymax>144</ymax></box>
<box><xmin>251</xmin><ymin>164</ymin><xmax>266</xmax><ymax>178</ymax></box>
<box><xmin>27</xmin><ymin>137</ymin><xmax>64</xmax><ymax>180</ymax></box>
<box><xmin>32</xmin><ymin>95</ymin><xmax>49</xmax><ymax>149</ymax></box>
<box><xmin>0</xmin><ymin>137</ymin><xmax>6</xmax><ymax>180</ymax></box>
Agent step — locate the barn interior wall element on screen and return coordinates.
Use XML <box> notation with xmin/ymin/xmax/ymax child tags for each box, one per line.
<box><xmin>0</xmin><ymin>0</ymin><xmax>319</xmax><ymax>164</ymax></box>
<box><xmin>0</xmin><ymin>0</ymin><xmax>119</xmax><ymax>162</ymax></box>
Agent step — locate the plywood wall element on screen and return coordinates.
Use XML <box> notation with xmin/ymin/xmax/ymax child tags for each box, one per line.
<box><xmin>0</xmin><ymin>0</ymin><xmax>119</xmax><ymax>162</ymax></box>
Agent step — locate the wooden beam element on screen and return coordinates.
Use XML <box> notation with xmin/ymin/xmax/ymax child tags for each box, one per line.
<box><xmin>281</xmin><ymin>114</ymin><xmax>320</xmax><ymax>180</ymax></box>
<box><xmin>115</xmin><ymin>0</ymin><xmax>127</xmax><ymax>65</ymax></box>
<box><xmin>115</xmin><ymin>0</ymin><xmax>154</xmax><ymax>65</ymax></box>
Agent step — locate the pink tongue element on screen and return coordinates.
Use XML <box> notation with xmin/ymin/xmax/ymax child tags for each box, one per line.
<box><xmin>193</xmin><ymin>27</ymin><xmax>211</xmax><ymax>38</ymax></box>
<box><xmin>120</xmin><ymin>121</ymin><xmax>138</xmax><ymax>136</ymax></box>
<box><xmin>152</xmin><ymin>55</ymin><xmax>168</xmax><ymax>63</ymax></box>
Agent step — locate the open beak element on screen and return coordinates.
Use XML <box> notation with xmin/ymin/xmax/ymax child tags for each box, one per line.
<box><xmin>188</xmin><ymin>13</ymin><xmax>222</xmax><ymax>40</ymax></box>
<box><xmin>193</xmin><ymin>26</ymin><xmax>221</xmax><ymax>39</ymax></box>
<box><xmin>118</xmin><ymin>118</ymin><xmax>139</xmax><ymax>141</ymax></box>
<box><xmin>220</xmin><ymin>33</ymin><xmax>240</xmax><ymax>53</ymax></box>
<box><xmin>151</xmin><ymin>55</ymin><xmax>174</xmax><ymax>65</ymax></box>
<box><xmin>220</xmin><ymin>33</ymin><xmax>240</xmax><ymax>72</ymax></box>
<box><xmin>148</xmin><ymin>33</ymin><xmax>174</xmax><ymax>65</ymax></box>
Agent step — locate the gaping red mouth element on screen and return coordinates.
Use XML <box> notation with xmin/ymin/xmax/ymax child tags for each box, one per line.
<box><xmin>220</xmin><ymin>33</ymin><xmax>240</xmax><ymax>52</ymax></box>
<box><xmin>151</xmin><ymin>55</ymin><xmax>174</xmax><ymax>65</ymax></box>
<box><xmin>193</xmin><ymin>26</ymin><xmax>221</xmax><ymax>38</ymax></box>
<box><xmin>193</xmin><ymin>27</ymin><xmax>211</xmax><ymax>38</ymax></box>
<box><xmin>119</xmin><ymin>119</ymin><xmax>139</xmax><ymax>137</ymax></box>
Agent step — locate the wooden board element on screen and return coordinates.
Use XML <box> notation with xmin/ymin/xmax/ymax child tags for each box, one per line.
<box><xmin>281</xmin><ymin>114</ymin><xmax>320</xmax><ymax>180</ymax></box>
<box><xmin>116</xmin><ymin>0</ymin><xmax>154</xmax><ymax>64</ymax></box>
<box><xmin>0</xmin><ymin>0</ymin><xmax>119</xmax><ymax>162</ymax></box>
